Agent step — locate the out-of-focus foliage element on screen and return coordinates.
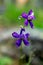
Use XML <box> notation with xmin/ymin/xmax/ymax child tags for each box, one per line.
<box><xmin>0</xmin><ymin>0</ymin><xmax>43</xmax><ymax>28</ymax></box>
<box><xmin>0</xmin><ymin>0</ymin><xmax>43</xmax><ymax>65</ymax></box>
<box><xmin>2</xmin><ymin>2</ymin><xmax>43</xmax><ymax>29</ymax></box>
<box><xmin>0</xmin><ymin>56</ymin><xmax>12</xmax><ymax>65</ymax></box>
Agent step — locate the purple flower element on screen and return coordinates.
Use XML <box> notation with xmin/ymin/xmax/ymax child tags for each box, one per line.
<box><xmin>21</xmin><ymin>10</ymin><xmax>35</xmax><ymax>28</ymax></box>
<box><xmin>12</xmin><ymin>28</ymin><xmax>30</xmax><ymax>47</ymax></box>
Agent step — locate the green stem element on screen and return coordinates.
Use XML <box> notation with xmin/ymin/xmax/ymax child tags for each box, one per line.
<box><xmin>27</xmin><ymin>52</ymin><xmax>34</xmax><ymax>65</ymax></box>
<box><xmin>27</xmin><ymin>56</ymin><xmax>31</xmax><ymax>65</ymax></box>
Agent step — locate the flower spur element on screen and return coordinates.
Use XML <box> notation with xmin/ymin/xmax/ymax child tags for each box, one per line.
<box><xmin>12</xmin><ymin>28</ymin><xmax>30</xmax><ymax>47</ymax></box>
<box><xmin>21</xmin><ymin>10</ymin><xmax>35</xmax><ymax>28</ymax></box>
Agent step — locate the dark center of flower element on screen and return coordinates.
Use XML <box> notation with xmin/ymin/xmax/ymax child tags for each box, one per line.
<box><xmin>28</xmin><ymin>19</ymin><xmax>32</xmax><ymax>22</ymax></box>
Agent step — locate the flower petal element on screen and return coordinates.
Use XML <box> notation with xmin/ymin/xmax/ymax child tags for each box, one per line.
<box><xmin>24</xmin><ymin>19</ymin><xmax>28</xmax><ymax>26</ymax></box>
<box><xmin>29</xmin><ymin>21</ymin><xmax>34</xmax><ymax>28</ymax></box>
<box><xmin>21</xmin><ymin>12</ymin><xmax>28</xmax><ymax>19</ymax></box>
<box><xmin>25</xmin><ymin>33</ymin><xmax>30</xmax><ymax>38</ymax></box>
<box><xmin>16</xmin><ymin>39</ymin><xmax>22</xmax><ymax>47</ymax></box>
<box><xmin>12</xmin><ymin>32</ymin><xmax>19</xmax><ymax>38</ymax></box>
<box><xmin>28</xmin><ymin>15</ymin><xmax>35</xmax><ymax>20</ymax></box>
<box><xmin>30</xmin><ymin>16</ymin><xmax>35</xmax><ymax>20</ymax></box>
<box><xmin>28</xmin><ymin>10</ymin><xmax>35</xmax><ymax>20</ymax></box>
<box><xmin>28</xmin><ymin>10</ymin><xmax>33</xmax><ymax>15</ymax></box>
<box><xmin>20</xmin><ymin>28</ymin><xmax>25</xmax><ymax>35</ymax></box>
<box><xmin>23</xmin><ymin>38</ymin><xmax>30</xmax><ymax>46</ymax></box>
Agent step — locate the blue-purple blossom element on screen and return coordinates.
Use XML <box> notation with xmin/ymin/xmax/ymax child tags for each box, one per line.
<box><xmin>12</xmin><ymin>28</ymin><xmax>30</xmax><ymax>47</ymax></box>
<box><xmin>21</xmin><ymin>10</ymin><xmax>35</xmax><ymax>28</ymax></box>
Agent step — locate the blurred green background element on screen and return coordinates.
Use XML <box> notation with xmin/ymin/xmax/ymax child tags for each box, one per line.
<box><xmin>0</xmin><ymin>0</ymin><xmax>43</xmax><ymax>65</ymax></box>
<box><xmin>0</xmin><ymin>0</ymin><xmax>43</xmax><ymax>29</ymax></box>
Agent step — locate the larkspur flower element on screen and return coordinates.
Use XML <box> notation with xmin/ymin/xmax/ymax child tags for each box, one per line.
<box><xmin>21</xmin><ymin>10</ymin><xmax>35</xmax><ymax>28</ymax></box>
<box><xmin>12</xmin><ymin>28</ymin><xmax>30</xmax><ymax>47</ymax></box>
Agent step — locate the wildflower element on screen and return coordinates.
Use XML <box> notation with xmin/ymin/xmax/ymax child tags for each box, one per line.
<box><xmin>21</xmin><ymin>10</ymin><xmax>35</xmax><ymax>28</ymax></box>
<box><xmin>12</xmin><ymin>28</ymin><xmax>30</xmax><ymax>47</ymax></box>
